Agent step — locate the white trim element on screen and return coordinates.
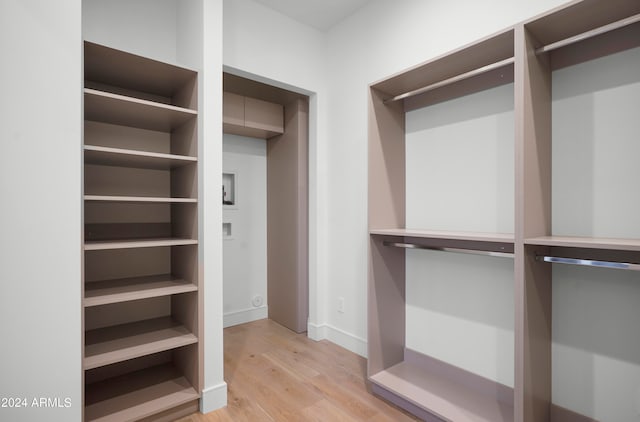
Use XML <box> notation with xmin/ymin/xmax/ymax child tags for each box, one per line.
<box><xmin>223</xmin><ymin>305</ymin><xmax>268</xmax><ymax>328</ymax></box>
<box><xmin>307</xmin><ymin>321</ymin><xmax>327</xmax><ymax>341</ymax></box>
<box><xmin>200</xmin><ymin>381</ymin><xmax>227</xmax><ymax>414</ymax></box>
<box><xmin>307</xmin><ymin>322</ymin><xmax>367</xmax><ymax>358</ymax></box>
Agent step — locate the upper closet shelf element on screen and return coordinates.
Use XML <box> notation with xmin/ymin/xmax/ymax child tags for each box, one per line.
<box><xmin>84</xmin><ymin>88</ymin><xmax>197</xmax><ymax>132</ymax></box>
<box><xmin>85</xmin><ymin>238</ymin><xmax>198</xmax><ymax>251</ymax></box>
<box><xmin>84</xmin><ymin>195</ymin><xmax>197</xmax><ymax>203</ymax></box>
<box><xmin>84</xmin><ymin>145</ymin><xmax>196</xmax><ymax>170</ymax></box>
<box><xmin>525</xmin><ymin>236</ymin><xmax>640</xmax><ymax>252</ymax></box>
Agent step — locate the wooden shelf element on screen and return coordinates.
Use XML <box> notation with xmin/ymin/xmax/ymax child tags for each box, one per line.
<box><xmin>84</xmin><ymin>145</ymin><xmax>196</xmax><ymax>170</ymax></box>
<box><xmin>371</xmin><ymin>228</ymin><xmax>514</xmax><ymax>244</ymax></box>
<box><xmin>84</xmin><ymin>88</ymin><xmax>197</xmax><ymax>132</ymax></box>
<box><xmin>85</xmin><ymin>195</ymin><xmax>196</xmax><ymax>203</ymax></box>
<box><xmin>370</xmin><ymin>361</ymin><xmax>513</xmax><ymax>422</ymax></box>
<box><xmin>84</xmin><ymin>238</ymin><xmax>197</xmax><ymax>251</ymax></box>
<box><xmin>84</xmin><ymin>317</ymin><xmax>197</xmax><ymax>370</ymax></box>
<box><xmin>525</xmin><ymin>235</ymin><xmax>640</xmax><ymax>252</ymax></box>
<box><xmin>84</xmin><ymin>363</ymin><xmax>198</xmax><ymax>422</ymax></box>
<box><xmin>84</xmin><ymin>275</ymin><xmax>197</xmax><ymax>307</ymax></box>
<box><xmin>370</xmin><ymin>229</ymin><xmax>514</xmax><ymax>254</ymax></box>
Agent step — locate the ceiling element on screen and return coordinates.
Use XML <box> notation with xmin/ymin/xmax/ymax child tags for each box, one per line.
<box><xmin>251</xmin><ymin>0</ymin><xmax>373</xmax><ymax>31</ymax></box>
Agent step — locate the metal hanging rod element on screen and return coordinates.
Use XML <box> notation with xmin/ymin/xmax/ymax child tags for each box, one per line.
<box><xmin>383</xmin><ymin>241</ymin><xmax>514</xmax><ymax>258</ymax></box>
<box><xmin>536</xmin><ymin>255</ymin><xmax>640</xmax><ymax>271</ymax></box>
<box><xmin>536</xmin><ymin>13</ymin><xmax>640</xmax><ymax>55</ymax></box>
<box><xmin>383</xmin><ymin>57</ymin><xmax>514</xmax><ymax>104</ymax></box>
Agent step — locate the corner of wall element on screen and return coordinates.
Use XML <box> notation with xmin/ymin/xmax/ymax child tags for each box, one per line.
<box><xmin>200</xmin><ymin>381</ymin><xmax>228</xmax><ymax>414</ymax></box>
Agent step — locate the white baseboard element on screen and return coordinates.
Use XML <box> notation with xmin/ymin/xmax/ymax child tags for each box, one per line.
<box><xmin>307</xmin><ymin>321</ymin><xmax>327</xmax><ymax>341</ymax></box>
<box><xmin>200</xmin><ymin>381</ymin><xmax>227</xmax><ymax>414</ymax></box>
<box><xmin>223</xmin><ymin>305</ymin><xmax>268</xmax><ymax>328</ymax></box>
<box><xmin>307</xmin><ymin>322</ymin><xmax>367</xmax><ymax>358</ymax></box>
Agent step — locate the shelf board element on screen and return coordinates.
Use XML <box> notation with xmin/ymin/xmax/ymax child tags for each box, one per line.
<box><xmin>84</xmin><ymin>317</ymin><xmax>197</xmax><ymax>370</ymax></box>
<box><xmin>370</xmin><ymin>361</ymin><xmax>513</xmax><ymax>422</ymax></box>
<box><xmin>84</xmin><ymin>88</ymin><xmax>197</xmax><ymax>132</ymax></box>
<box><xmin>84</xmin><ymin>275</ymin><xmax>197</xmax><ymax>307</ymax></box>
<box><xmin>85</xmin><ymin>195</ymin><xmax>197</xmax><ymax>203</ymax></box>
<box><xmin>84</xmin><ymin>363</ymin><xmax>198</xmax><ymax>422</ymax></box>
<box><xmin>84</xmin><ymin>145</ymin><xmax>196</xmax><ymax>170</ymax></box>
<box><xmin>84</xmin><ymin>238</ymin><xmax>197</xmax><ymax>251</ymax></box>
<box><xmin>370</xmin><ymin>228</ymin><xmax>514</xmax><ymax>243</ymax></box>
<box><xmin>525</xmin><ymin>235</ymin><xmax>640</xmax><ymax>252</ymax></box>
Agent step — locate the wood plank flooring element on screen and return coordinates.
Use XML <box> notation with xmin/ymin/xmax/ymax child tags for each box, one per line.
<box><xmin>176</xmin><ymin>319</ymin><xmax>419</xmax><ymax>421</ymax></box>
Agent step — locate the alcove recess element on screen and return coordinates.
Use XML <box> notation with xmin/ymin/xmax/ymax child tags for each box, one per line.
<box><xmin>222</xmin><ymin>72</ymin><xmax>309</xmax><ymax>333</ymax></box>
<box><xmin>367</xmin><ymin>0</ymin><xmax>640</xmax><ymax>421</ymax></box>
<box><xmin>83</xmin><ymin>41</ymin><xmax>201</xmax><ymax>422</ymax></box>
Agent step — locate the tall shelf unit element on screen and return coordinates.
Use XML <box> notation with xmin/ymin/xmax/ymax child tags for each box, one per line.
<box><xmin>83</xmin><ymin>42</ymin><xmax>201</xmax><ymax>422</ymax></box>
<box><xmin>367</xmin><ymin>1</ymin><xmax>640</xmax><ymax>421</ymax></box>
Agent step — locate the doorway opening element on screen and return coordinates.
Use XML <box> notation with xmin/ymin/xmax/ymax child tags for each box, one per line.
<box><xmin>222</xmin><ymin>72</ymin><xmax>309</xmax><ymax>333</ymax></box>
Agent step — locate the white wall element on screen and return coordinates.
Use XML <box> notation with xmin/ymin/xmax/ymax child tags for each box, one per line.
<box><xmin>222</xmin><ymin>134</ymin><xmax>268</xmax><ymax>327</ymax></box>
<box><xmin>223</xmin><ymin>0</ymin><xmax>330</xmax><ymax>342</ymax></box>
<box><xmin>83</xmin><ymin>0</ymin><xmax>178</xmax><ymax>63</ymax></box>
<box><xmin>404</xmin><ymin>83</ymin><xmax>515</xmax><ymax>386</ymax></box>
<box><xmin>0</xmin><ymin>1</ymin><xmax>82</xmax><ymax>421</ymax></box>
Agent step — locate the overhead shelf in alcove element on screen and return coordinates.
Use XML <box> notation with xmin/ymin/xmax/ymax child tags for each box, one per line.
<box><xmin>223</xmin><ymin>91</ymin><xmax>284</xmax><ymax>139</ymax></box>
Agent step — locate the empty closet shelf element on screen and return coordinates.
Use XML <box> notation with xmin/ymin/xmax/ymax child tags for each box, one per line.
<box><xmin>84</xmin><ymin>238</ymin><xmax>198</xmax><ymax>250</ymax></box>
<box><xmin>525</xmin><ymin>235</ymin><xmax>640</xmax><ymax>251</ymax></box>
<box><xmin>84</xmin><ymin>195</ymin><xmax>197</xmax><ymax>203</ymax></box>
<box><xmin>84</xmin><ymin>363</ymin><xmax>198</xmax><ymax>422</ymax></box>
<box><xmin>84</xmin><ymin>317</ymin><xmax>197</xmax><ymax>370</ymax></box>
<box><xmin>84</xmin><ymin>88</ymin><xmax>197</xmax><ymax>132</ymax></box>
<box><xmin>84</xmin><ymin>275</ymin><xmax>197</xmax><ymax>307</ymax></box>
<box><xmin>370</xmin><ymin>361</ymin><xmax>513</xmax><ymax>422</ymax></box>
<box><xmin>371</xmin><ymin>228</ymin><xmax>514</xmax><ymax>253</ymax></box>
<box><xmin>84</xmin><ymin>145</ymin><xmax>196</xmax><ymax>170</ymax></box>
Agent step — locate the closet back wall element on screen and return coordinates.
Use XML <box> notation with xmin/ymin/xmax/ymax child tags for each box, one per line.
<box><xmin>222</xmin><ymin>134</ymin><xmax>268</xmax><ymax>327</ymax></box>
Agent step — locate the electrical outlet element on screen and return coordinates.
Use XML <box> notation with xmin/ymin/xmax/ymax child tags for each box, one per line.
<box><xmin>338</xmin><ymin>297</ymin><xmax>345</xmax><ymax>313</ymax></box>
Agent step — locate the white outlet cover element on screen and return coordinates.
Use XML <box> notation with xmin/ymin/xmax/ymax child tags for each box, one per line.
<box><xmin>252</xmin><ymin>295</ymin><xmax>263</xmax><ymax>307</ymax></box>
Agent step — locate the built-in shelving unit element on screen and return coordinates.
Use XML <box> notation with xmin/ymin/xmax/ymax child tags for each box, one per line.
<box><xmin>82</xmin><ymin>41</ymin><xmax>201</xmax><ymax>422</ymax></box>
<box><xmin>368</xmin><ymin>1</ymin><xmax>640</xmax><ymax>421</ymax></box>
<box><xmin>369</xmin><ymin>25</ymin><xmax>516</xmax><ymax>422</ymax></box>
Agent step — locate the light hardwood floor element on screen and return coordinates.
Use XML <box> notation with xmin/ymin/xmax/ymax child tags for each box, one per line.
<box><xmin>177</xmin><ymin>319</ymin><xmax>419</xmax><ymax>421</ymax></box>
